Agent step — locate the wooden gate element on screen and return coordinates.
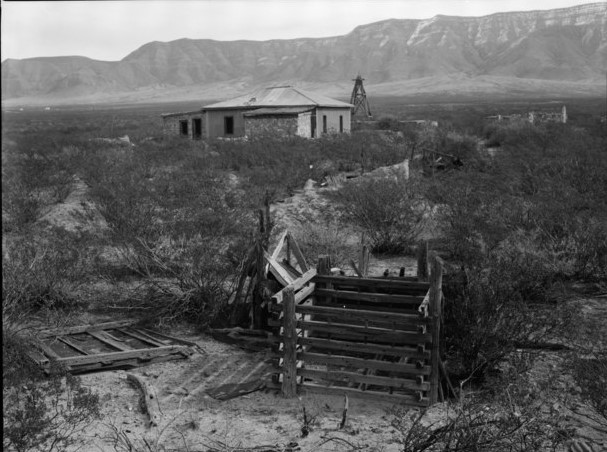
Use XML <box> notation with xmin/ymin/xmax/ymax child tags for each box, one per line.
<box><xmin>272</xmin><ymin>255</ymin><xmax>444</xmax><ymax>407</ymax></box>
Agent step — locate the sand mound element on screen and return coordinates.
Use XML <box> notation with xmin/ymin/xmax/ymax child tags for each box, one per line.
<box><xmin>37</xmin><ymin>176</ymin><xmax>109</xmax><ymax>235</ymax></box>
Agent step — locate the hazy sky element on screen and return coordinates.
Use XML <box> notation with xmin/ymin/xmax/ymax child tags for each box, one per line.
<box><xmin>1</xmin><ymin>0</ymin><xmax>602</xmax><ymax>61</ymax></box>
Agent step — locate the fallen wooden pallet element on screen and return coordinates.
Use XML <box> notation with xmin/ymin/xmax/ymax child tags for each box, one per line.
<box><xmin>30</xmin><ymin>320</ymin><xmax>197</xmax><ymax>374</ymax></box>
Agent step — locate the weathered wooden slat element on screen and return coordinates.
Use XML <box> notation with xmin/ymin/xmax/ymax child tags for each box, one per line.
<box><xmin>116</xmin><ymin>328</ymin><xmax>166</xmax><ymax>347</ymax></box>
<box><xmin>138</xmin><ymin>329</ymin><xmax>200</xmax><ymax>347</ymax></box>
<box><xmin>287</xmin><ymin>382</ymin><xmax>429</xmax><ymax>406</ymax></box>
<box><xmin>272</xmin><ymin>268</ymin><xmax>317</xmax><ymax>304</ymax></box>
<box><xmin>295</xmin><ymin>352</ymin><xmax>431</xmax><ymax>375</ymax></box>
<box><xmin>264</xmin><ymin>250</ymin><xmax>295</xmax><ymax>286</ymax></box>
<box><xmin>280</xmin><ymin>259</ymin><xmax>303</xmax><ymax>279</ymax></box>
<box><xmin>287</xmin><ymin>232</ymin><xmax>309</xmax><ymax>273</ymax></box>
<box><xmin>38</xmin><ymin>342</ymin><xmax>62</xmax><ymax>359</ymax></box>
<box><xmin>87</xmin><ymin>331</ymin><xmax>133</xmax><ymax>352</ymax></box>
<box><xmin>298</xmin><ymin>320</ymin><xmax>432</xmax><ymax>344</ymax></box>
<box><xmin>54</xmin><ymin>345</ymin><xmax>190</xmax><ymax>366</ymax></box>
<box><xmin>294</xmin><ymin>284</ymin><xmax>315</xmax><ymax>304</ymax></box>
<box><xmin>312</xmin><ymin>300</ymin><xmax>423</xmax><ymax>317</ymax></box>
<box><xmin>57</xmin><ymin>337</ymin><xmax>89</xmax><ymax>356</ymax></box>
<box><xmin>37</xmin><ymin>320</ymin><xmax>138</xmax><ymax>338</ymax></box>
<box><xmin>294</xmin><ymin>305</ymin><xmax>429</xmax><ymax>326</ymax></box>
<box><xmin>314</xmin><ymin>288</ymin><xmax>424</xmax><ymax>305</ymax></box>
<box><xmin>297</xmin><ymin>368</ymin><xmax>430</xmax><ymax>391</ymax></box>
<box><xmin>312</xmin><ymin>275</ymin><xmax>429</xmax><ymax>293</ymax></box>
<box><xmin>291</xmin><ymin>336</ymin><xmax>431</xmax><ymax>359</ymax></box>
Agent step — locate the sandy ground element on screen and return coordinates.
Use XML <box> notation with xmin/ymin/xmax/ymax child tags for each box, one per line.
<box><xmin>77</xmin><ymin>331</ymin><xmax>416</xmax><ymax>452</ymax></box>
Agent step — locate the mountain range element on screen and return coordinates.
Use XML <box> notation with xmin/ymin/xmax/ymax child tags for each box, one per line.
<box><xmin>2</xmin><ymin>2</ymin><xmax>606</xmax><ymax>106</ymax></box>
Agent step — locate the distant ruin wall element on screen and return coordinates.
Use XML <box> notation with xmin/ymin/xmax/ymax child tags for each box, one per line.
<box><xmin>245</xmin><ymin>115</ymin><xmax>299</xmax><ymax>138</ymax></box>
<box><xmin>162</xmin><ymin>112</ymin><xmax>205</xmax><ymax>139</ymax></box>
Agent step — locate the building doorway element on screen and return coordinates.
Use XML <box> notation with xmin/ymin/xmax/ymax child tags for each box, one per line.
<box><xmin>193</xmin><ymin>118</ymin><xmax>202</xmax><ymax>139</ymax></box>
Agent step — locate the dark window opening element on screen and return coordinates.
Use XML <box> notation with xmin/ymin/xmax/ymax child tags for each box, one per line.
<box><xmin>323</xmin><ymin>115</ymin><xmax>327</xmax><ymax>134</ymax></box>
<box><xmin>311</xmin><ymin>114</ymin><xmax>316</xmax><ymax>138</ymax></box>
<box><xmin>193</xmin><ymin>118</ymin><xmax>202</xmax><ymax>139</ymax></box>
<box><xmin>179</xmin><ymin>120</ymin><xmax>188</xmax><ymax>136</ymax></box>
<box><xmin>339</xmin><ymin>115</ymin><xmax>343</xmax><ymax>133</ymax></box>
<box><xmin>224</xmin><ymin>116</ymin><xmax>234</xmax><ymax>135</ymax></box>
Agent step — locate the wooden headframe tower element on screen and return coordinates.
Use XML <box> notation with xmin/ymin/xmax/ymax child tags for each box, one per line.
<box><xmin>350</xmin><ymin>74</ymin><xmax>373</xmax><ymax>118</ymax></box>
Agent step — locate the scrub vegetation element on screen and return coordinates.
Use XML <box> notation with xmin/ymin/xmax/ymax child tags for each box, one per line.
<box><xmin>2</xmin><ymin>97</ymin><xmax>606</xmax><ymax>450</ymax></box>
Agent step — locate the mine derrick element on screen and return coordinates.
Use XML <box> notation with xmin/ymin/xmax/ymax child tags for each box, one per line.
<box><xmin>350</xmin><ymin>74</ymin><xmax>373</xmax><ymax>119</ymax></box>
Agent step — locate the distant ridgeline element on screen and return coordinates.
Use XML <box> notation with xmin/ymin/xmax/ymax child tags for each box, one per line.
<box><xmin>487</xmin><ymin>106</ymin><xmax>567</xmax><ymax>124</ymax></box>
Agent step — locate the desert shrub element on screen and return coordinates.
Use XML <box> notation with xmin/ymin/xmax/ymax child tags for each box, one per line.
<box><xmin>2</xmin><ymin>234</ymin><xmax>90</xmax><ymax>315</ymax></box>
<box><xmin>3</xmin><ymin>319</ymin><xmax>100</xmax><ymax>452</ymax></box>
<box><xmin>570</xmin><ymin>352</ymin><xmax>607</xmax><ymax>428</ymax></box>
<box><xmin>291</xmin><ymin>221</ymin><xmax>354</xmax><ymax>269</ymax></box>
<box><xmin>442</xmin><ymin>247</ymin><xmax>574</xmax><ymax>383</ymax></box>
<box><xmin>3</xmin><ymin>360</ymin><xmax>100</xmax><ymax>452</ymax></box>
<box><xmin>329</xmin><ymin>175</ymin><xmax>427</xmax><ymax>254</ymax></box>
<box><xmin>393</xmin><ymin>357</ymin><xmax>571</xmax><ymax>452</ymax></box>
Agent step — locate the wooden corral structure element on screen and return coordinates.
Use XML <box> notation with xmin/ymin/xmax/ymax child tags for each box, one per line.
<box><xmin>267</xmin><ymin>252</ymin><xmax>447</xmax><ymax>407</ymax></box>
<box><xmin>162</xmin><ymin>86</ymin><xmax>353</xmax><ymax>140</ymax></box>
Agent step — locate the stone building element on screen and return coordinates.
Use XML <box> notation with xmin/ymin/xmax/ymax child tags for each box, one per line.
<box><xmin>162</xmin><ymin>86</ymin><xmax>353</xmax><ymax>140</ymax></box>
<box><xmin>162</xmin><ymin>110</ymin><xmax>205</xmax><ymax>139</ymax></box>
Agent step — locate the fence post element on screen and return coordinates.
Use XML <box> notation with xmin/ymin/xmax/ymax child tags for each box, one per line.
<box><xmin>416</xmin><ymin>241</ymin><xmax>429</xmax><ymax>281</ymax></box>
<box><xmin>317</xmin><ymin>255</ymin><xmax>331</xmax><ymax>276</ymax></box>
<box><xmin>429</xmin><ymin>253</ymin><xmax>443</xmax><ymax>404</ymax></box>
<box><xmin>282</xmin><ymin>288</ymin><xmax>297</xmax><ymax>398</ymax></box>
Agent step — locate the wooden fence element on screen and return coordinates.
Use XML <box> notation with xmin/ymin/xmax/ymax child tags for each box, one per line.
<box><xmin>271</xmin><ymin>253</ymin><xmax>444</xmax><ymax>407</ymax></box>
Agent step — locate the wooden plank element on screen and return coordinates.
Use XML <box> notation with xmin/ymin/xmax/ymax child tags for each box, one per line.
<box><xmin>272</xmin><ymin>268</ymin><xmax>317</xmax><ymax>304</ymax></box>
<box><xmin>264</xmin><ymin>250</ymin><xmax>295</xmax><ymax>286</ymax></box>
<box><xmin>291</xmin><ymin>336</ymin><xmax>431</xmax><ymax>359</ymax></box>
<box><xmin>271</xmin><ymin>230</ymin><xmax>289</xmax><ymax>262</ymax></box>
<box><xmin>312</xmin><ymin>300</ymin><xmax>421</xmax><ymax>316</ymax></box>
<box><xmin>138</xmin><ymin>328</ymin><xmax>200</xmax><ymax>347</ymax></box>
<box><xmin>297</xmin><ymin>320</ymin><xmax>432</xmax><ymax>344</ymax></box>
<box><xmin>293</xmin><ymin>382</ymin><xmax>429</xmax><ymax>406</ymax></box>
<box><xmin>38</xmin><ymin>342</ymin><xmax>62</xmax><ymax>359</ymax></box>
<box><xmin>87</xmin><ymin>331</ymin><xmax>133</xmax><ymax>352</ymax></box>
<box><xmin>295</xmin><ymin>352</ymin><xmax>431</xmax><ymax>375</ymax></box>
<box><xmin>313</xmin><ymin>275</ymin><xmax>429</xmax><ymax>293</ymax></box>
<box><xmin>349</xmin><ymin>259</ymin><xmax>363</xmax><ymax>277</ymax></box>
<box><xmin>294</xmin><ymin>305</ymin><xmax>429</xmax><ymax>326</ymax></box>
<box><xmin>116</xmin><ymin>328</ymin><xmax>166</xmax><ymax>347</ymax></box>
<box><xmin>287</xmin><ymin>232</ymin><xmax>309</xmax><ymax>272</ymax></box>
<box><xmin>37</xmin><ymin>320</ymin><xmax>138</xmax><ymax>338</ymax></box>
<box><xmin>68</xmin><ymin>353</ymin><xmax>188</xmax><ymax>374</ymax></box>
<box><xmin>297</xmin><ymin>368</ymin><xmax>430</xmax><ymax>391</ymax></box>
<box><xmin>314</xmin><ymin>288</ymin><xmax>424</xmax><ymax>306</ymax></box>
<box><xmin>55</xmin><ymin>345</ymin><xmax>190</xmax><ymax>366</ymax></box>
<box><xmin>57</xmin><ymin>337</ymin><xmax>89</xmax><ymax>356</ymax></box>
<box><xmin>280</xmin><ymin>259</ymin><xmax>302</xmax><ymax>279</ymax></box>
<box><xmin>294</xmin><ymin>284</ymin><xmax>315</xmax><ymax>304</ymax></box>
<box><xmin>282</xmin><ymin>288</ymin><xmax>297</xmax><ymax>398</ymax></box>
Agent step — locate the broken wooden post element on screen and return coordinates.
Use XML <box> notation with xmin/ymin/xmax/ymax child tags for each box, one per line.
<box><xmin>282</xmin><ymin>288</ymin><xmax>297</xmax><ymax>398</ymax></box>
<box><xmin>428</xmin><ymin>253</ymin><xmax>443</xmax><ymax>405</ymax></box>
<box><xmin>126</xmin><ymin>373</ymin><xmax>162</xmax><ymax>428</ymax></box>
<box><xmin>359</xmin><ymin>245</ymin><xmax>370</xmax><ymax>277</ymax></box>
<box><xmin>416</xmin><ymin>241</ymin><xmax>429</xmax><ymax>281</ymax></box>
<box><xmin>317</xmin><ymin>255</ymin><xmax>331</xmax><ymax>276</ymax></box>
